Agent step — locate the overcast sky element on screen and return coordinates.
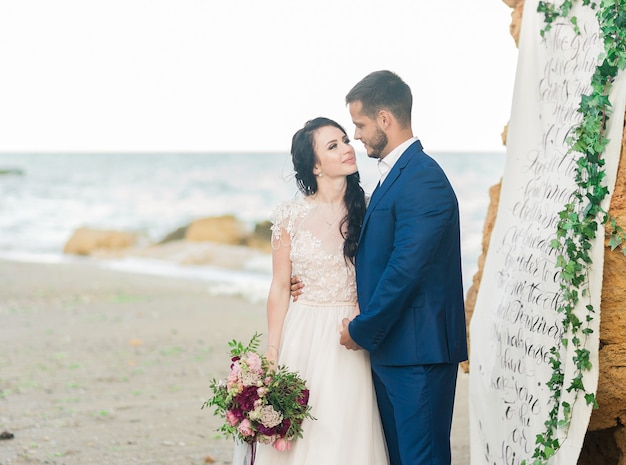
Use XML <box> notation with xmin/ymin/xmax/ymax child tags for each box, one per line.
<box><xmin>0</xmin><ymin>1</ymin><xmax>519</xmax><ymax>153</ymax></box>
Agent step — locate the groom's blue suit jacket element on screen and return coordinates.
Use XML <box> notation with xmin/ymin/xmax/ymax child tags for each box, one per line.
<box><xmin>349</xmin><ymin>140</ymin><xmax>468</xmax><ymax>366</ymax></box>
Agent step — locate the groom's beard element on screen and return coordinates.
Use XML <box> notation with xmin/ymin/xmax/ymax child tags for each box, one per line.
<box><xmin>366</xmin><ymin>127</ymin><xmax>388</xmax><ymax>159</ymax></box>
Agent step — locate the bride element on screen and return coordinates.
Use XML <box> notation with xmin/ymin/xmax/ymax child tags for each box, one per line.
<box><xmin>253</xmin><ymin>117</ymin><xmax>388</xmax><ymax>465</ymax></box>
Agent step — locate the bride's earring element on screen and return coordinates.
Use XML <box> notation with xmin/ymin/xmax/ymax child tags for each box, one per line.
<box><xmin>317</xmin><ymin>172</ymin><xmax>323</xmax><ymax>177</ymax></box>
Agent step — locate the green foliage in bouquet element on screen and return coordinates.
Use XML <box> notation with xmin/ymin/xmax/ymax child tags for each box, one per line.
<box><xmin>203</xmin><ymin>333</ymin><xmax>314</xmax><ymax>450</ymax></box>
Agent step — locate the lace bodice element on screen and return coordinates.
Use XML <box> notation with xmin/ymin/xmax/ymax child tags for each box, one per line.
<box><xmin>271</xmin><ymin>198</ymin><xmax>357</xmax><ymax>304</ymax></box>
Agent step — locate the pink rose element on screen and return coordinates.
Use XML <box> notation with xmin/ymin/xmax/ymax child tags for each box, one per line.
<box><xmin>272</xmin><ymin>438</ymin><xmax>291</xmax><ymax>451</ymax></box>
<box><xmin>227</xmin><ymin>371</ymin><xmax>239</xmax><ymax>388</ymax></box>
<box><xmin>225</xmin><ymin>410</ymin><xmax>239</xmax><ymax>426</ymax></box>
<box><xmin>246</xmin><ymin>353</ymin><xmax>262</xmax><ymax>373</ymax></box>
<box><xmin>237</xmin><ymin>419</ymin><xmax>254</xmax><ymax>437</ymax></box>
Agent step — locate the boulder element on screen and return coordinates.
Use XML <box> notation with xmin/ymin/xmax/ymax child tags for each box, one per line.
<box><xmin>63</xmin><ymin>227</ymin><xmax>137</xmax><ymax>256</ymax></box>
<box><xmin>509</xmin><ymin>1</ymin><xmax>525</xmax><ymax>47</ymax></box>
<box><xmin>245</xmin><ymin>220</ymin><xmax>273</xmax><ymax>253</ymax></box>
<box><xmin>184</xmin><ymin>215</ymin><xmax>247</xmax><ymax>245</ymax></box>
<box><xmin>159</xmin><ymin>216</ymin><xmax>273</xmax><ymax>252</ymax></box>
<box><xmin>158</xmin><ymin>225</ymin><xmax>188</xmax><ymax>244</ymax></box>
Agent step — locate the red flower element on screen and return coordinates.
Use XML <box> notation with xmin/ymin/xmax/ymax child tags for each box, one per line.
<box><xmin>257</xmin><ymin>424</ymin><xmax>278</xmax><ymax>436</ymax></box>
<box><xmin>276</xmin><ymin>418</ymin><xmax>291</xmax><ymax>436</ymax></box>
<box><xmin>234</xmin><ymin>385</ymin><xmax>259</xmax><ymax>411</ymax></box>
<box><xmin>298</xmin><ymin>389</ymin><xmax>310</xmax><ymax>406</ymax></box>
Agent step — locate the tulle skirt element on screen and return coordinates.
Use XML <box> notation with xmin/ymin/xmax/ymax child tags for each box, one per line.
<box><xmin>254</xmin><ymin>300</ymin><xmax>389</xmax><ymax>465</ymax></box>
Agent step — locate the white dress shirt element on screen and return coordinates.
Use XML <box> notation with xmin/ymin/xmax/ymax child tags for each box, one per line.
<box><xmin>377</xmin><ymin>136</ymin><xmax>419</xmax><ymax>185</ymax></box>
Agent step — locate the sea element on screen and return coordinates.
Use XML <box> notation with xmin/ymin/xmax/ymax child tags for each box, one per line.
<box><xmin>0</xmin><ymin>152</ymin><xmax>505</xmax><ymax>302</ymax></box>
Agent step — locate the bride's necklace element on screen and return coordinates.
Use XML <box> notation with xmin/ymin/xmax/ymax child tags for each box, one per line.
<box><xmin>318</xmin><ymin>203</ymin><xmax>342</xmax><ymax>229</ymax></box>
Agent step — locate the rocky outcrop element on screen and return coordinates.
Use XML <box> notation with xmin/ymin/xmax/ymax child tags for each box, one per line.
<box><xmin>64</xmin><ymin>215</ymin><xmax>274</xmax><ymax>261</ymax></box>
<box><xmin>63</xmin><ymin>228</ymin><xmax>138</xmax><ymax>256</ymax></box>
<box><xmin>504</xmin><ymin>0</ymin><xmax>525</xmax><ymax>46</ymax></box>
<box><xmin>185</xmin><ymin>215</ymin><xmax>247</xmax><ymax>244</ymax></box>
<box><xmin>245</xmin><ymin>221</ymin><xmax>273</xmax><ymax>253</ymax></box>
<box><xmin>585</xmin><ymin>113</ymin><xmax>626</xmax><ymax>460</ymax></box>
<box><xmin>157</xmin><ymin>225</ymin><xmax>188</xmax><ymax>244</ymax></box>
<box><xmin>176</xmin><ymin>215</ymin><xmax>272</xmax><ymax>253</ymax></box>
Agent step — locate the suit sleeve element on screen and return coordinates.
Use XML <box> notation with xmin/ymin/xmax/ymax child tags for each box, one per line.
<box><xmin>348</xmin><ymin>163</ymin><xmax>457</xmax><ymax>352</ymax></box>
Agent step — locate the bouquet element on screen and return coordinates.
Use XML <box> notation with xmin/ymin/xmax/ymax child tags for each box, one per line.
<box><xmin>203</xmin><ymin>333</ymin><xmax>314</xmax><ymax>454</ymax></box>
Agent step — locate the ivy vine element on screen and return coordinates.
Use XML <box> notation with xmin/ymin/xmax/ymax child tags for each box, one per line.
<box><xmin>527</xmin><ymin>1</ymin><xmax>626</xmax><ymax>464</ymax></box>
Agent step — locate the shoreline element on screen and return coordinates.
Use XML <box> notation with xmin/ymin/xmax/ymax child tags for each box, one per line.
<box><xmin>0</xmin><ymin>245</ymin><xmax>273</xmax><ymax>304</ymax></box>
<box><xmin>0</xmin><ymin>259</ymin><xmax>469</xmax><ymax>464</ymax></box>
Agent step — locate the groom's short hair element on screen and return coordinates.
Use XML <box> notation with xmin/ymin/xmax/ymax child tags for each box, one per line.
<box><xmin>345</xmin><ymin>70</ymin><xmax>412</xmax><ymax>128</ymax></box>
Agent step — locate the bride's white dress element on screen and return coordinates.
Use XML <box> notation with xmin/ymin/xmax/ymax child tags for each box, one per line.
<box><xmin>254</xmin><ymin>198</ymin><xmax>388</xmax><ymax>465</ymax></box>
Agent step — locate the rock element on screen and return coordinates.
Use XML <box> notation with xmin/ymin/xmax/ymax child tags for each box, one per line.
<box><xmin>502</xmin><ymin>0</ymin><xmax>525</xmax><ymax>47</ymax></box>
<box><xmin>579</xmin><ymin>426</ymin><xmax>622</xmax><ymax>464</ymax></box>
<box><xmin>245</xmin><ymin>220</ymin><xmax>273</xmax><ymax>253</ymax></box>
<box><xmin>158</xmin><ymin>225</ymin><xmax>188</xmax><ymax>244</ymax></box>
<box><xmin>160</xmin><ymin>216</ymin><xmax>274</xmax><ymax>252</ymax></box>
<box><xmin>63</xmin><ymin>228</ymin><xmax>138</xmax><ymax>256</ymax></box>
<box><xmin>510</xmin><ymin>2</ymin><xmax>525</xmax><ymax>47</ymax></box>
<box><xmin>185</xmin><ymin>215</ymin><xmax>247</xmax><ymax>245</ymax></box>
<box><xmin>587</xmin><ymin>112</ymin><xmax>626</xmax><ymax>434</ymax></box>
<box><xmin>253</xmin><ymin>220</ymin><xmax>272</xmax><ymax>242</ymax></box>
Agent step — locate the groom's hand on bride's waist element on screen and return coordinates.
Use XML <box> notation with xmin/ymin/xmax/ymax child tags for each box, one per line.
<box><xmin>290</xmin><ymin>276</ymin><xmax>304</xmax><ymax>301</ymax></box>
<box><xmin>340</xmin><ymin>318</ymin><xmax>362</xmax><ymax>351</ymax></box>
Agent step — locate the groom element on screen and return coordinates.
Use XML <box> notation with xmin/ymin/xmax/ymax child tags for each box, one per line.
<box><xmin>338</xmin><ymin>70</ymin><xmax>467</xmax><ymax>465</ymax></box>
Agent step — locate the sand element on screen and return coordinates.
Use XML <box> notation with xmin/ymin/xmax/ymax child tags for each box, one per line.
<box><xmin>0</xmin><ymin>259</ymin><xmax>469</xmax><ymax>465</ymax></box>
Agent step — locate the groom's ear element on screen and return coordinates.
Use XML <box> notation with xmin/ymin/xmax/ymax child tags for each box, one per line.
<box><xmin>377</xmin><ymin>110</ymin><xmax>392</xmax><ymax>130</ymax></box>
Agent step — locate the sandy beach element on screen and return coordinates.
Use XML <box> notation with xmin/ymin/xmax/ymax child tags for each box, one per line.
<box><xmin>0</xmin><ymin>259</ymin><xmax>469</xmax><ymax>465</ymax></box>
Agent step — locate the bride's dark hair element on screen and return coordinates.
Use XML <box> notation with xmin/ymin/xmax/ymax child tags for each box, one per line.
<box><xmin>290</xmin><ymin>117</ymin><xmax>366</xmax><ymax>262</ymax></box>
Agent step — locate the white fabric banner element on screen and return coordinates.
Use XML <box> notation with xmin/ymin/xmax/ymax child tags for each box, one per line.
<box><xmin>469</xmin><ymin>1</ymin><xmax>626</xmax><ymax>464</ymax></box>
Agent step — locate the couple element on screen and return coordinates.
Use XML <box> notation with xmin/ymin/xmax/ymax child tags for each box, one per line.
<box><xmin>255</xmin><ymin>70</ymin><xmax>468</xmax><ymax>465</ymax></box>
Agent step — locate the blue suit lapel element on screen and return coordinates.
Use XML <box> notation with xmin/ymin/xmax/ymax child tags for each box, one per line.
<box><xmin>359</xmin><ymin>140</ymin><xmax>423</xmax><ymax>243</ymax></box>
